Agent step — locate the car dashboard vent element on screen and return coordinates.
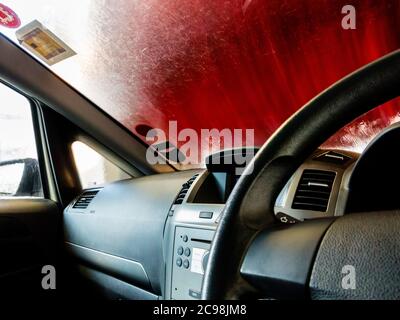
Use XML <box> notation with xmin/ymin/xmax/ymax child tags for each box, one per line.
<box><xmin>72</xmin><ymin>190</ymin><xmax>99</xmax><ymax>209</ymax></box>
<box><xmin>292</xmin><ymin>170</ymin><xmax>336</xmax><ymax>212</ymax></box>
<box><xmin>314</xmin><ymin>151</ymin><xmax>351</xmax><ymax>165</ymax></box>
<box><xmin>174</xmin><ymin>174</ymin><xmax>199</xmax><ymax>204</ymax></box>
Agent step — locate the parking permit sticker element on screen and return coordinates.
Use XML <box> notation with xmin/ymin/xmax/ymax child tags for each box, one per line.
<box><xmin>191</xmin><ymin>248</ymin><xmax>207</xmax><ymax>275</ymax></box>
<box><xmin>16</xmin><ymin>20</ymin><xmax>76</xmax><ymax>66</ymax></box>
<box><xmin>0</xmin><ymin>3</ymin><xmax>21</xmax><ymax>28</ymax></box>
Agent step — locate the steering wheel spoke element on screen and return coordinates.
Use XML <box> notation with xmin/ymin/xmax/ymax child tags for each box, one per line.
<box><xmin>240</xmin><ymin>219</ymin><xmax>333</xmax><ymax>299</ymax></box>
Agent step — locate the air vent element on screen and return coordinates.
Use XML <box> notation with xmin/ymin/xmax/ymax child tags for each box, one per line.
<box><xmin>174</xmin><ymin>174</ymin><xmax>199</xmax><ymax>204</ymax></box>
<box><xmin>72</xmin><ymin>190</ymin><xmax>99</xmax><ymax>209</ymax></box>
<box><xmin>292</xmin><ymin>170</ymin><xmax>336</xmax><ymax>212</ymax></box>
<box><xmin>314</xmin><ymin>151</ymin><xmax>351</xmax><ymax>165</ymax></box>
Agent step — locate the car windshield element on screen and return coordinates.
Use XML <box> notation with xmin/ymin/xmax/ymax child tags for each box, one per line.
<box><xmin>1</xmin><ymin>0</ymin><xmax>400</xmax><ymax>169</ymax></box>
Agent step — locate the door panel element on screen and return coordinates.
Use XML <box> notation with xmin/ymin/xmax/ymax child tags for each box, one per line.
<box><xmin>0</xmin><ymin>199</ymin><xmax>59</xmax><ymax>297</ymax></box>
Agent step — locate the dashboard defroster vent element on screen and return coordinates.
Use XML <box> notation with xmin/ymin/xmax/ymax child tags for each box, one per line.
<box><xmin>174</xmin><ymin>174</ymin><xmax>199</xmax><ymax>204</ymax></box>
<box><xmin>292</xmin><ymin>170</ymin><xmax>336</xmax><ymax>212</ymax></box>
<box><xmin>73</xmin><ymin>190</ymin><xmax>99</xmax><ymax>209</ymax></box>
<box><xmin>314</xmin><ymin>151</ymin><xmax>351</xmax><ymax>165</ymax></box>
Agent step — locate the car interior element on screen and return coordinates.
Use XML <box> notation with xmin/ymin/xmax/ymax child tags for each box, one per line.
<box><xmin>0</xmin><ymin>1</ymin><xmax>400</xmax><ymax>301</ymax></box>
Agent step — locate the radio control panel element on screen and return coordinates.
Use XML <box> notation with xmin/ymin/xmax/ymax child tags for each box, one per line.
<box><xmin>171</xmin><ymin>227</ymin><xmax>214</xmax><ymax>300</ymax></box>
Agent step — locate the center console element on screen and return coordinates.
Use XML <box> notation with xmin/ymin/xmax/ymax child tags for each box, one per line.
<box><xmin>163</xmin><ymin>171</ymin><xmax>224</xmax><ymax>300</ymax></box>
<box><xmin>163</xmin><ymin>149</ymin><xmax>257</xmax><ymax>299</ymax></box>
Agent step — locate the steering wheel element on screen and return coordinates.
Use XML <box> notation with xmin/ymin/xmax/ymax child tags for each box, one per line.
<box><xmin>201</xmin><ymin>50</ymin><xmax>400</xmax><ymax>300</ymax></box>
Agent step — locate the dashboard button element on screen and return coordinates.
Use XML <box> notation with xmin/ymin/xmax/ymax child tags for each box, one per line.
<box><xmin>199</xmin><ymin>211</ymin><xmax>213</xmax><ymax>219</ymax></box>
<box><xmin>183</xmin><ymin>235</ymin><xmax>188</xmax><ymax>242</ymax></box>
<box><xmin>189</xmin><ymin>289</ymin><xmax>201</xmax><ymax>299</ymax></box>
<box><xmin>177</xmin><ymin>246</ymin><xmax>184</xmax><ymax>255</ymax></box>
<box><xmin>176</xmin><ymin>258</ymin><xmax>182</xmax><ymax>267</ymax></box>
<box><xmin>183</xmin><ymin>259</ymin><xmax>190</xmax><ymax>269</ymax></box>
<box><xmin>184</xmin><ymin>248</ymin><xmax>191</xmax><ymax>257</ymax></box>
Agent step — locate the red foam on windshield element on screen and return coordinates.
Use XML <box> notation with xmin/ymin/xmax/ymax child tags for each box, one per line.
<box><xmin>96</xmin><ymin>0</ymin><xmax>400</xmax><ymax>156</ymax></box>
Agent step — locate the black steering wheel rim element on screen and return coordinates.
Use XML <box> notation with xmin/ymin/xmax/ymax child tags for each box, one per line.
<box><xmin>201</xmin><ymin>50</ymin><xmax>400</xmax><ymax>300</ymax></box>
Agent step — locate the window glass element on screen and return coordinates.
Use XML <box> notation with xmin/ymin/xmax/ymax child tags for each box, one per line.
<box><xmin>0</xmin><ymin>82</ymin><xmax>43</xmax><ymax>197</ymax></box>
<box><xmin>322</xmin><ymin>98</ymin><xmax>400</xmax><ymax>153</ymax></box>
<box><xmin>72</xmin><ymin>141</ymin><xmax>130</xmax><ymax>189</ymax></box>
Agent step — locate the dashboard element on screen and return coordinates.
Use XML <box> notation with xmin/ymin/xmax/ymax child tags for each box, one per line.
<box><xmin>63</xmin><ymin>148</ymin><xmax>359</xmax><ymax>300</ymax></box>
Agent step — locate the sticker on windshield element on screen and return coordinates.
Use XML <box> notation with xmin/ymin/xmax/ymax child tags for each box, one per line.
<box><xmin>15</xmin><ymin>20</ymin><xmax>76</xmax><ymax>66</ymax></box>
<box><xmin>0</xmin><ymin>3</ymin><xmax>20</xmax><ymax>28</ymax></box>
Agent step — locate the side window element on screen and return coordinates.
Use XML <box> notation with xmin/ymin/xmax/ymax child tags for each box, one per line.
<box><xmin>0</xmin><ymin>83</ymin><xmax>43</xmax><ymax>197</ymax></box>
<box><xmin>71</xmin><ymin>141</ymin><xmax>131</xmax><ymax>189</ymax></box>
